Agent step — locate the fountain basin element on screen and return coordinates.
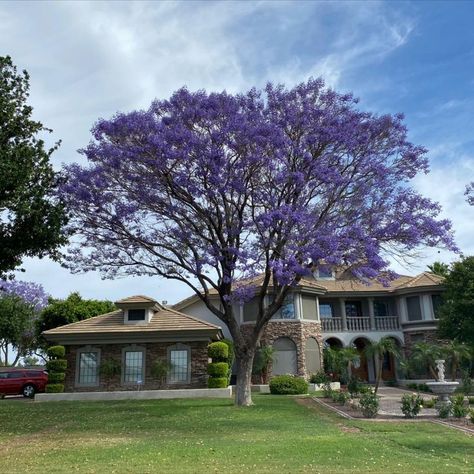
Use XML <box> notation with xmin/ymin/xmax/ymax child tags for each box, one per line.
<box><xmin>426</xmin><ymin>381</ymin><xmax>459</xmax><ymax>404</ymax></box>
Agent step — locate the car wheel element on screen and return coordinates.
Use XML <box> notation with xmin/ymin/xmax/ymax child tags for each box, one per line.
<box><xmin>22</xmin><ymin>384</ymin><xmax>36</xmax><ymax>398</ymax></box>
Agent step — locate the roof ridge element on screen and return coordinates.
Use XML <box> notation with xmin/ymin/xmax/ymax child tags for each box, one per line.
<box><xmin>43</xmin><ymin>309</ymin><xmax>122</xmax><ymax>333</ymax></box>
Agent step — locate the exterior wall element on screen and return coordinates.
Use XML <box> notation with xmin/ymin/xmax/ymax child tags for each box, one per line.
<box><xmin>64</xmin><ymin>341</ymin><xmax>209</xmax><ymax>392</ymax></box>
<box><xmin>403</xmin><ymin>329</ymin><xmax>444</xmax><ymax>357</ymax></box>
<box><xmin>183</xmin><ymin>300</ymin><xmax>232</xmax><ymax>339</ymax></box>
<box><xmin>241</xmin><ymin>320</ymin><xmax>324</xmax><ymax>379</ymax></box>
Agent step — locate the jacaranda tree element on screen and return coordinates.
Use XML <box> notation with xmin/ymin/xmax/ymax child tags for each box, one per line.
<box><xmin>61</xmin><ymin>79</ymin><xmax>456</xmax><ymax>405</ymax></box>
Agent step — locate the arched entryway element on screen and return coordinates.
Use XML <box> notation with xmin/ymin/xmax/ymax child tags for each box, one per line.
<box><xmin>351</xmin><ymin>337</ymin><xmax>371</xmax><ymax>382</ymax></box>
<box><xmin>272</xmin><ymin>337</ymin><xmax>297</xmax><ymax>375</ymax></box>
<box><xmin>305</xmin><ymin>337</ymin><xmax>322</xmax><ymax>375</ymax></box>
<box><xmin>324</xmin><ymin>337</ymin><xmax>343</xmax><ymax>349</ymax></box>
<box><xmin>381</xmin><ymin>336</ymin><xmax>402</xmax><ymax>381</ymax></box>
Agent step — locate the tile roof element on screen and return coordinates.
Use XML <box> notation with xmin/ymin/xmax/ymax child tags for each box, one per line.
<box><xmin>115</xmin><ymin>295</ymin><xmax>158</xmax><ymax>304</ymax></box>
<box><xmin>43</xmin><ymin>306</ymin><xmax>221</xmax><ymax>336</ymax></box>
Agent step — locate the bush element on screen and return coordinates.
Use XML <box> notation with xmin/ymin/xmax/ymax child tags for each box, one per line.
<box><xmin>207</xmin><ymin>342</ymin><xmax>229</xmax><ymax>362</ymax></box>
<box><xmin>347</xmin><ymin>376</ymin><xmax>362</xmax><ymax>397</ymax></box>
<box><xmin>468</xmin><ymin>396</ymin><xmax>474</xmax><ymax>405</ymax></box>
<box><xmin>310</xmin><ymin>370</ymin><xmax>329</xmax><ymax>384</ymax></box>
<box><xmin>47</xmin><ymin>345</ymin><xmax>65</xmax><ymax>359</ymax></box>
<box><xmin>336</xmin><ymin>391</ymin><xmax>349</xmax><ymax>405</ymax></box>
<box><xmin>269</xmin><ymin>375</ymin><xmax>308</xmax><ymax>395</ymax></box>
<box><xmin>208</xmin><ymin>377</ymin><xmax>228</xmax><ymax>388</ymax></box>
<box><xmin>470</xmin><ymin>409</ymin><xmax>474</xmax><ymax>424</ymax></box>
<box><xmin>46</xmin><ymin>359</ymin><xmax>67</xmax><ymax>372</ymax></box>
<box><xmin>461</xmin><ymin>371</ymin><xmax>473</xmax><ymax>395</ymax></box>
<box><xmin>221</xmin><ymin>339</ymin><xmax>235</xmax><ymax>366</ymax></box>
<box><xmin>100</xmin><ymin>358</ymin><xmax>121</xmax><ymax>379</ymax></box>
<box><xmin>322</xmin><ymin>381</ymin><xmax>333</xmax><ymax>398</ymax></box>
<box><xmin>207</xmin><ymin>362</ymin><xmax>229</xmax><ymax>378</ymax></box>
<box><xmin>417</xmin><ymin>383</ymin><xmax>432</xmax><ymax>393</ymax></box>
<box><xmin>47</xmin><ymin>371</ymin><xmax>65</xmax><ymax>384</ymax></box>
<box><xmin>423</xmin><ymin>398</ymin><xmax>436</xmax><ymax>409</ymax></box>
<box><xmin>437</xmin><ymin>403</ymin><xmax>452</xmax><ymax>419</ymax></box>
<box><xmin>451</xmin><ymin>394</ymin><xmax>468</xmax><ymax>418</ymax></box>
<box><xmin>385</xmin><ymin>379</ymin><xmax>398</xmax><ymax>387</ymax></box>
<box><xmin>406</xmin><ymin>382</ymin><xmax>418</xmax><ymax>390</ymax></box>
<box><xmin>45</xmin><ymin>383</ymin><xmax>64</xmax><ymax>393</ymax></box>
<box><xmin>401</xmin><ymin>393</ymin><xmax>424</xmax><ymax>418</ymax></box>
<box><xmin>359</xmin><ymin>390</ymin><xmax>379</xmax><ymax>418</ymax></box>
<box><xmin>151</xmin><ymin>359</ymin><xmax>169</xmax><ymax>381</ymax></box>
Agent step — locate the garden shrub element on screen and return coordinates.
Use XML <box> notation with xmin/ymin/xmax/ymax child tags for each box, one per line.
<box><xmin>468</xmin><ymin>396</ymin><xmax>474</xmax><ymax>405</ymax></box>
<box><xmin>208</xmin><ymin>377</ymin><xmax>228</xmax><ymax>389</ymax></box>
<box><xmin>46</xmin><ymin>371</ymin><xmax>65</xmax><ymax>384</ymax></box>
<box><xmin>470</xmin><ymin>409</ymin><xmax>474</xmax><ymax>424</ymax></box>
<box><xmin>207</xmin><ymin>362</ymin><xmax>229</xmax><ymax>378</ymax></box>
<box><xmin>310</xmin><ymin>370</ymin><xmax>329</xmax><ymax>384</ymax></box>
<box><xmin>347</xmin><ymin>376</ymin><xmax>362</xmax><ymax>397</ymax></box>
<box><xmin>269</xmin><ymin>375</ymin><xmax>308</xmax><ymax>395</ymax></box>
<box><xmin>417</xmin><ymin>383</ymin><xmax>432</xmax><ymax>393</ymax></box>
<box><xmin>46</xmin><ymin>359</ymin><xmax>67</xmax><ymax>372</ymax></box>
<box><xmin>208</xmin><ymin>342</ymin><xmax>229</xmax><ymax>362</ymax></box>
<box><xmin>401</xmin><ymin>393</ymin><xmax>423</xmax><ymax>418</ymax></box>
<box><xmin>322</xmin><ymin>381</ymin><xmax>333</xmax><ymax>398</ymax></box>
<box><xmin>47</xmin><ymin>345</ymin><xmax>65</xmax><ymax>359</ymax></box>
<box><xmin>45</xmin><ymin>383</ymin><xmax>64</xmax><ymax>393</ymax></box>
<box><xmin>359</xmin><ymin>390</ymin><xmax>379</xmax><ymax>418</ymax></box>
<box><xmin>151</xmin><ymin>359</ymin><xmax>169</xmax><ymax>383</ymax></box>
<box><xmin>406</xmin><ymin>382</ymin><xmax>418</xmax><ymax>390</ymax></box>
<box><xmin>461</xmin><ymin>371</ymin><xmax>473</xmax><ymax>395</ymax></box>
<box><xmin>384</xmin><ymin>379</ymin><xmax>398</xmax><ymax>387</ymax></box>
<box><xmin>451</xmin><ymin>394</ymin><xmax>468</xmax><ymax>418</ymax></box>
<box><xmin>437</xmin><ymin>403</ymin><xmax>452</xmax><ymax>419</ymax></box>
<box><xmin>336</xmin><ymin>391</ymin><xmax>349</xmax><ymax>405</ymax></box>
<box><xmin>423</xmin><ymin>398</ymin><xmax>436</xmax><ymax>409</ymax></box>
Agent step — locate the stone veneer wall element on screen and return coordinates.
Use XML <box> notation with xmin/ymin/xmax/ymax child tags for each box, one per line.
<box><xmin>241</xmin><ymin>320</ymin><xmax>324</xmax><ymax>379</ymax></box>
<box><xmin>403</xmin><ymin>329</ymin><xmax>444</xmax><ymax>357</ymax></box>
<box><xmin>64</xmin><ymin>341</ymin><xmax>209</xmax><ymax>392</ymax></box>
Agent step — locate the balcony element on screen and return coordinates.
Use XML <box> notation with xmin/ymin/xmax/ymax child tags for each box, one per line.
<box><xmin>321</xmin><ymin>316</ymin><xmax>400</xmax><ymax>332</ymax></box>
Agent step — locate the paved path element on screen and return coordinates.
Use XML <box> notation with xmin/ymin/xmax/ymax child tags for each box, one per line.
<box><xmin>376</xmin><ymin>387</ymin><xmax>437</xmax><ymax>417</ymax></box>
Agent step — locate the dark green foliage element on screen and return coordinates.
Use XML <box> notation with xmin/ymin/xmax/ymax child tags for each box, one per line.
<box><xmin>151</xmin><ymin>359</ymin><xmax>169</xmax><ymax>383</ymax></box>
<box><xmin>427</xmin><ymin>261</ymin><xmax>450</xmax><ymax>278</ymax></box>
<box><xmin>47</xmin><ymin>345</ymin><xmax>65</xmax><ymax>359</ymax></box>
<box><xmin>207</xmin><ymin>377</ymin><xmax>228</xmax><ymax>388</ymax></box>
<box><xmin>451</xmin><ymin>394</ymin><xmax>468</xmax><ymax>418</ymax></box>
<box><xmin>417</xmin><ymin>383</ymin><xmax>432</xmax><ymax>393</ymax></box>
<box><xmin>438</xmin><ymin>256</ymin><xmax>474</xmax><ymax>345</ymax></box>
<box><xmin>269</xmin><ymin>375</ymin><xmax>308</xmax><ymax>395</ymax></box>
<box><xmin>37</xmin><ymin>292</ymin><xmax>116</xmax><ymax>335</ymax></box>
<box><xmin>468</xmin><ymin>397</ymin><xmax>474</xmax><ymax>405</ymax></box>
<box><xmin>322</xmin><ymin>381</ymin><xmax>333</xmax><ymax>398</ymax></box>
<box><xmin>347</xmin><ymin>376</ymin><xmax>362</xmax><ymax>397</ymax></box>
<box><xmin>46</xmin><ymin>359</ymin><xmax>67</xmax><ymax>372</ymax></box>
<box><xmin>45</xmin><ymin>383</ymin><xmax>64</xmax><ymax>393</ymax></box>
<box><xmin>359</xmin><ymin>390</ymin><xmax>379</xmax><ymax>418</ymax></box>
<box><xmin>221</xmin><ymin>339</ymin><xmax>234</xmax><ymax>366</ymax></box>
<box><xmin>100</xmin><ymin>358</ymin><xmax>121</xmax><ymax>379</ymax></box>
<box><xmin>207</xmin><ymin>362</ymin><xmax>229</xmax><ymax>378</ymax></box>
<box><xmin>252</xmin><ymin>345</ymin><xmax>275</xmax><ymax>384</ymax></box>
<box><xmin>423</xmin><ymin>398</ymin><xmax>436</xmax><ymax>409</ymax></box>
<box><xmin>207</xmin><ymin>342</ymin><xmax>228</xmax><ymax>362</ymax></box>
<box><xmin>46</xmin><ymin>371</ymin><xmax>65</xmax><ymax>384</ymax></box>
<box><xmin>437</xmin><ymin>403</ymin><xmax>451</xmax><ymax>418</ymax></box>
<box><xmin>310</xmin><ymin>370</ymin><xmax>329</xmax><ymax>384</ymax></box>
<box><xmin>401</xmin><ymin>393</ymin><xmax>423</xmax><ymax>418</ymax></box>
<box><xmin>0</xmin><ymin>55</ymin><xmax>67</xmax><ymax>276</ymax></box>
<box><xmin>407</xmin><ymin>382</ymin><xmax>418</xmax><ymax>390</ymax></box>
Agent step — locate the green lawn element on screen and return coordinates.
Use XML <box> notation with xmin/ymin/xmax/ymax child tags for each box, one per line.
<box><xmin>0</xmin><ymin>395</ymin><xmax>472</xmax><ymax>473</ymax></box>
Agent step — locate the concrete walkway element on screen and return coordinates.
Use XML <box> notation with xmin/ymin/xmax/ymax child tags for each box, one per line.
<box><xmin>376</xmin><ymin>387</ymin><xmax>437</xmax><ymax>417</ymax></box>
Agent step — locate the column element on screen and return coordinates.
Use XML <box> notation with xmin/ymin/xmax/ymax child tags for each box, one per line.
<box><xmin>368</xmin><ymin>298</ymin><xmax>376</xmax><ymax>331</ymax></box>
<box><xmin>315</xmin><ymin>296</ymin><xmax>320</xmax><ymax>322</ymax></box>
<box><xmin>339</xmin><ymin>298</ymin><xmax>347</xmax><ymax>331</ymax></box>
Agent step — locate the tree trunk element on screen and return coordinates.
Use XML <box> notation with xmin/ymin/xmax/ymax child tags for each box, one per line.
<box><xmin>234</xmin><ymin>352</ymin><xmax>255</xmax><ymax>406</ymax></box>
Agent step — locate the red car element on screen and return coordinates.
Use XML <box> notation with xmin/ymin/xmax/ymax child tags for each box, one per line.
<box><xmin>0</xmin><ymin>368</ymin><xmax>48</xmax><ymax>398</ymax></box>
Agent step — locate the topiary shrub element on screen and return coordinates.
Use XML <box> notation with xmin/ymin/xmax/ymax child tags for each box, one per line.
<box><xmin>208</xmin><ymin>362</ymin><xmax>229</xmax><ymax>378</ymax></box>
<box><xmin>46</xmin><ymin>359</ymin><xmax>67</xmax><ymax>372</ymax></box>
<box><xmin>45</xmin><ymin>383</ymin><xmax>65</xmax><ymax>393</ymax></box>
<box><xmin>47</xmin><ymin>345</ymin><xmax>66</xmax><ymax>359</ymax></box>
<box><xmin>208</xmin><ymin>342</ymin><xmax>229</xmax><ymax>362</ymax></box>
<box><xmin>208</xmin><ymin>377</ymin><xmax>228</xmax><ymax>388</ymax></box>
<box><xmin>269</xmin><ymin>375</ymin><xmax>308</xmax><ymax>395</ymax></box>
<box><xmin>47</xmin><ymin>372</ymin><xmax>65</xmax><ymax>384</ymax></box>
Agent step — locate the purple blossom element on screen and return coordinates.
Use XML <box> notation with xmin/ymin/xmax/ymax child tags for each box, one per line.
<box><xmin>0</xmin><ymin>279</ymin><xmax>49</xmax><ymax>312</ymax></box>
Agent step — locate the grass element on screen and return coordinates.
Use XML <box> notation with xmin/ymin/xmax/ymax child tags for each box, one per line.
<box><xmin>0</xmin><ymin>395</ymin><xmax>472</xmax><ymax>473</ymax></box>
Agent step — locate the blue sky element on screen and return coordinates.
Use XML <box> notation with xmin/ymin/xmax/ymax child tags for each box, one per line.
<box><xmin>1</xmin><ymin>1</ymin><xmax>473</xmax><ymax>304</ymax></box>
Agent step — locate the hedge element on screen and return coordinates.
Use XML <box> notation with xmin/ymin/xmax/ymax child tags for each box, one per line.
<box><xmin>208</xmin><ymin>377</ymin><xmax>228</xmax><ymax>389</ymax></box>
<box><xmin>269</xmin><ymin>375</ymin><xmax>308</xmax><ymax>395</ymax></box>
<box><xmin>47</xmin><ymin>345</ymin><xmax>66</xmax><ymax>359</ymax></box>
<box><xmin>207</xmin><ymin>362</ymin><xmax>229</xmax><ymax>378</ymax></box>
<box><xmin>45</xmin><ymin>383</ymin><xmax>65</xmax><ymax>393</ymax></box>
<box><xmin>207</xmin><ymin>342</ymin><xmax>229</xmax><ymax>362</ymax></box>
<box><xmin>47</xmin><ymin>372</ymin><xmax>65</xmax><ymax>384</ymax></box>
<box><xmin>46</xmin><ymin>359</ymin><xmax>67</xmax><ymax>372</ymax></box>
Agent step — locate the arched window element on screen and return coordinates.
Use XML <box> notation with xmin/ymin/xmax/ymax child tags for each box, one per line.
<box><xmin>305</xmin><ymin>338</ymin><xmax>321</xmax><ymax>374</ymax></box>
<box><xmin>272</xmin><ymin>337</ymin><xmax>297</xmax><ymax>375</ymax></box>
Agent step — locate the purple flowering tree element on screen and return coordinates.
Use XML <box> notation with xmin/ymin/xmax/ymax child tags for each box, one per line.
<box><xmin>0</xmin><ymin>279</ymin><xmax>48</xmax><ymax>365</ymax></box>
<box><xmin>61</xmin><ymin>79</ymin><xmax>456</xmax><ymax>405</ymax></box>
<box><xmin>466</xmin><ymin>182</ymin><xmax>474</xmax><ymax>205</ymax></box>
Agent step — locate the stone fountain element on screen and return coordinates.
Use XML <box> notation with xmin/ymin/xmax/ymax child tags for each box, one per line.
<box><xmin>426</xmin><ymin>359</ymin><xmax>459</xmax><ymax>406</ymax></box>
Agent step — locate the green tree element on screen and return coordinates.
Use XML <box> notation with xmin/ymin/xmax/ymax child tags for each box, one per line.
<box><xmin>365</xmin><ymin>337</ymin><xmax>400</xmax><ymax>393</ymax></box>
<box><xmin>442</xmin><ymin>341</ymin><xmax>471</xmax><ymax>381</ymax></box>
<box><xmin>438</xmin><ymin>256</ymin><xmax>474</xmax><ymax>346</ymax></box>
<box><xmin>36</xmin><ymin>292</ymin><xmax>116</xmax><ymax>338</ymax></box>
<box><xmin>0</xmin><ymin>56</ymin><xmax>67</xmax><ymax>276</ymax></box>
<box><xmin>252</xmin><ymin>345</ymin><xmax>275</xmax><ymax>384</ymax></box>
<box><xmin>427</xmin><ymin>261</ymin><xmax>450</xmax><ymax>277</ymax></box>
<box><xmin>410</xmin><ymin>342</ymin><xmax>442</xmax><ymax>380</ymax></box>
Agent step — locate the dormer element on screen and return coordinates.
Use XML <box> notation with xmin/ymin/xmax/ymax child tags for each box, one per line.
<box><xmin>115</xmin><ymin>295</ymin><xmax>159</xmax><ymax>325</ymax></box>
<box><xmin>313</xmin><ymin>265</ymin><xmax>335</xmax><ymax>280</ymax></box>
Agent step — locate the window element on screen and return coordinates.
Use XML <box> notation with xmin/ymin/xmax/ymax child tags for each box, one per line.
<box><xmin>316</xmin><ymin>266</ymin><xmax>333</xmax><ymax>279</ymax></box>
<box><xmin>7</xmin><ymin>372</ymin><xmax>24</xmax><ymax>379</ymax></box>
<box><xmin>123</xmin><ymin>349</ymin><xmax>145</xmax><ymax>384</ymax></box>
<box><xmin>319</xmin><ymin>303</ymin><xmax>333</xmax><ymax>318</ymax></box>
<box><xmin>77</xmin><ymin>350</ymin><xmax>99</xmax><ymax>386</ymax></box>
<box><xmin>301</xmin><ymin>295</ymin><xmax>318</xmax><ymax>320</ymax></box>
<box><xmin>243</xmin><ymin>299</ymin><xmax>258</xmax><ymax>322</ymax></box>
<box><xmin>345</xmin><ymin>301</ymin><xmax>362</xmax><ymax>317</ymax></box>
<box><xmin>373</xmin><ymin>300</ymin><xmax>389</xmax><ymax>317</ymax></box>
<box><xmin>305</xmin><ymin>338</ymin><xmax>322</xmax><ymax>374</ymax></box>
<box><xmin>0</xmin><ymin>372</ymin><xmax>7</xmax><ymax>379</ymax></box>
<box><xmin>128</xmin><ymin>309</ymin><xmax>146</xmax><ymax>321</ymax></box>
<box><xmin>272</xmin><ymin>294</ymin><xmax>296</xmax><ymax>319</ymax></box>
<box><xmin>168</xmin><ymin>344</ymin><xmax>190</xmax><ymax>383</ymax></box>
<box><xmin>406</xmin><ymin>296</ymin><xmax>422</xmax><ymax>321</ymax></box>
<box><xmin>431</xmin><ymin>294</ymin><xmax>443</xmax><ymax>319</ymax></box>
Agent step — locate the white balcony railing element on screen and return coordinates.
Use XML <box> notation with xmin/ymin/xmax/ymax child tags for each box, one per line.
<box><xmin>321</xmin><ymin>316</ymin><xmax>400</xmax><ymax>332</ymax></box>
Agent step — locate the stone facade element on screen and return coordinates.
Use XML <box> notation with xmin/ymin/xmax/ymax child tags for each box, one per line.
<box><xmin>241</xmin><ymin>320</ymin><xmax>324</xmax><ymax>379</ymax></box>
<box><xmin>64</xmin><ymin>341</ymin><xmax>209</xmax><ymax>392</ymax></box>
<box><xmin>403</xmin><ymin>329</ymin><xmax>444</xmax><ymax>357</ymax></box>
